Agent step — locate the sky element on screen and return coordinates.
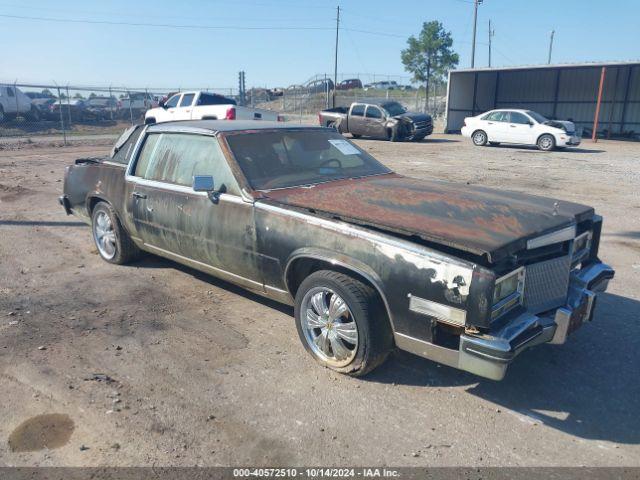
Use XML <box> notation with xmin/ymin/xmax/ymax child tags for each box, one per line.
<box><xmin>1</xmin><ymin>0</ymin><xmax>639</xmax><ymax>91</ymax></box>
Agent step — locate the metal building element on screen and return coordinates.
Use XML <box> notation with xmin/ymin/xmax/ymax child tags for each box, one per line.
<box><xmin>445</xmin><ymin>61</ymin><xmax>640</xmax><ymax>139</ymax></box>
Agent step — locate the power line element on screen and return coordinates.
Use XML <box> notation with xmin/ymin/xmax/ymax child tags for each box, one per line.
<box><xmin>0</xmin><ymin>13</ymin><xmax>333</xmax><ymax>31</ymax></box>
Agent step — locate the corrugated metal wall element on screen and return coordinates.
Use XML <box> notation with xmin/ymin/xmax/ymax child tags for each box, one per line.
<box><xmin>445</xmin><ymin>63</ymin><xmax>640</xmax><ymax>139</ymax></box>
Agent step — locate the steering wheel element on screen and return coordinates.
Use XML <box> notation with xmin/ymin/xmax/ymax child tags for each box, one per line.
<box><xmin>319</xmin><ymin>158</ymin><xmax>342</xmax><ymax>169</ymax></box>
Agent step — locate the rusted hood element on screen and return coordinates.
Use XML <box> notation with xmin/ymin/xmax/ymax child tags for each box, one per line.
<box><xmin>260</xmin><ymin>174</ymin><xmax>594</xmax><ymax>262</ymax></box>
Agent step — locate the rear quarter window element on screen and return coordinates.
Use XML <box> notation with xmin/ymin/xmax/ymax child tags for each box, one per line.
<box><xmin>110</xmin><ymin>125</ymin><xmax>144</xmax><ymax>165</ymax></box>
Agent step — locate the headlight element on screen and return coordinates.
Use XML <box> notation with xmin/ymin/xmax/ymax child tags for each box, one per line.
<box><xmin>572</xmin><ymin>230</ymin><xmax>592</xmax><ymax>264</ymax></box>
<box><xmin>491</xmin><ymin>267</ymin><xmax>525</xmax><ymax>320</ymax></box>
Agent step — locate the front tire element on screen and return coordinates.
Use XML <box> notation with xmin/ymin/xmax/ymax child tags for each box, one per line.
<box><xmin>294</xmin><ymin>270</ymin><xmax>393</xmax><ymax>377</ymax></box>
<box><xmin>472</xmin><ymin>130</ymin><xmax>488</xmax><ymax>146</ymax></box>
<box><xmin>91</xmin><ymin>202</ymin><xmax>140</xmax><ymax>264</ymax></box>
<box><xmin>537</xmin><ymin>134</ymin><xmax>556</xmax><ymax>151</ymax></box>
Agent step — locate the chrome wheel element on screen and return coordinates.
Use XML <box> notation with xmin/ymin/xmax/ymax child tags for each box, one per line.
<box><xmin>300</xmin><ymin>287</ymin><xmax>358</xmax><ymax>368</ymax></box>
<box><xmin>472</xmin><ymin>130</ymin><xmax>487</xmax><ymax>146</ymax></box>
<box><xmin>538</xmin><ymin>135</ymin><xmax>554</xmax><ymax>150</ymax></box>
<box><xmin>93</xmin><ymin>210</ymin><xmax>117</xmax><ymax>260</ymax></box>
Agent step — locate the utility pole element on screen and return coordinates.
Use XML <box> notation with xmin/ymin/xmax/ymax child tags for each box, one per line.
<box><xmin>333</xmin><ymin>5</ymin><xmax>340</xmax><ymax>108</ymax></box>
<box><xmin>488</xmin><ymin>19</ymin><xmax>494</xmax><ymax>67</ymax></box>
<box><xmin>471</xmin><ymin>0</ymin><xmax>482</xmax><ymax>68</ymax></box>
<box><xmin>548</xmin><ymin>30</ymin><xmax>555</xmax><ymax>64</ymax></box>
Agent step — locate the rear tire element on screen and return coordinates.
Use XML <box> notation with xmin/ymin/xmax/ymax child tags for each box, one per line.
<box><xmin>294</xmin><ymin>270</ymin><xmax>393</xmax><ymax>377</ymax></box>
<box><xmin>351</xmin><ymin>133</ymin><xmax>361</xmax><ymax>139</ymax></box>
<box><xmin>537</xmin><ymin>134</ymin><xmax>556</xmax><ymax>151</ymax></box>
<box><xmin>91</xmin><ymin>202</ymin><xmax>140</xmax><ymax>265</ymax></box>
<box><xmin>472</xmin><ymin>130</ymin><xmax>488</xmax><ymax>146</ymax></box>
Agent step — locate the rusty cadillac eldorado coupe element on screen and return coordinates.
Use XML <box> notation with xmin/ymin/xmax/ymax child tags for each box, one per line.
<box><xmin>59</xmin><ymin>120</ymin><xmax>614</xmax><ymax>380</ymax></box>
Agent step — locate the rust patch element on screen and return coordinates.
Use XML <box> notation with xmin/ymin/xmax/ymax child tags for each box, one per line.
<box><xmin>263</xmin><ymin>174</ymin><xmax>591</xmax><ymax>260</ymax></box>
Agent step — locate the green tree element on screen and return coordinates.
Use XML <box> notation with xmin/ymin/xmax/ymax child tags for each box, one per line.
<box><xmin>401</xmin><ymin>21</ymin><xmax>459</xmax><ymax>112</ymax></box>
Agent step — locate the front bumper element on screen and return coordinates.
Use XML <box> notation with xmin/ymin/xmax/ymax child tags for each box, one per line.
<box><xmin>459</xmin><ymin>261</ymin><xmax>614</xmax><ymax>380</ymax></box>
<box><xmin>558</xmin><ymin>135</ymin><xmax>581</xmax><ymax>146</ymax></box>
<box><xmin>394</xmin><ymin>261</ymin><xmax>614</xmax><ymax>381</ymax></box>
<box><xmin>58</xmin><ymin>194</ymin><xmax>72</xmax><ymax>215</ymax></box>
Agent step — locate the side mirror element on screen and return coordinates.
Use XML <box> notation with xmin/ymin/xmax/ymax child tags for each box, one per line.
<box><xmin>528</xmin><ymin>121</ymin><xmax>534</xmax><ymax>126</ymax></box>
<box><xmin>193</xmin><ymin>175</ymin><xmax>215</xmax><ymax>192</ymax></box>
<box><xmin>193</xmin><ymin>175</ymin><xmax>223</xmax><ymax>204</ymax></box>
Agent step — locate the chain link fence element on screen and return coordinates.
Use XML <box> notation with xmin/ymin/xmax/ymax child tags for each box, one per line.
<box><xmin>1</xmin><ymin>74</ymin><xmax>447</xmax><ymax>145</ymax></box>
<box><xmin>0</xmin><ymin>82</ymin><xmax>235</xmax><ymax>145</ymax></box>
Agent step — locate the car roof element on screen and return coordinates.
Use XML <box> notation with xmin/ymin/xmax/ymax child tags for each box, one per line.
<box><xmin>486</xmin><ymin>108</ymin><xmax>530</xmax><ymax>113</ymax></box>
<box><xmin>146</xmin><ymin>120</ymin><xmax>324</xmax><ymax>134</ymax></box>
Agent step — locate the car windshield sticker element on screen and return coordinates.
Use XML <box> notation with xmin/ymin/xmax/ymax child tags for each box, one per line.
<box><xmin>329</xmin><ymin>139</ymin><xmax>360</xmax><ymax>155</ymax></box>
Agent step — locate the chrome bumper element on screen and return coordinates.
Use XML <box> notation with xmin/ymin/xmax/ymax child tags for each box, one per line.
<box><xmin>395</xmin><ymin>262</ymin><xmax>614</xmax><ymax>381</ymax></box>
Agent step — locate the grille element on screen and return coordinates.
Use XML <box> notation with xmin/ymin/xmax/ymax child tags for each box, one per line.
<box><xmin>523</xmin><ymin>255</ymin><xmax>571</xmax><ymax>313</ymax></box>
<box><xmin>414</xmin><ymin>120</ymin><xmax>432</xmax><ymax>130</ymax></box>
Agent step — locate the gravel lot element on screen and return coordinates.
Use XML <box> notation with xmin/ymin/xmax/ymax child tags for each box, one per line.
<box><xmin>1</xmin><ymin>133</ymin><xmax>639</xmax><ymax>467</ymax></box>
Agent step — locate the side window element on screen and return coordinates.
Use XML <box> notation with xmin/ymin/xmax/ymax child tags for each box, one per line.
<box><xmin>165</xmin><ymin>94</ymin><xmax>180</xmax><ymax>108</ymax></box>
<box><xmin>510</xmin><ymin>112</ymin><xmax>531</xmax><ymax>125</ymax></box>
<box><xmin>133</xmin><ymin>133</ymin><xmax>240</xmax><ymax>195</ymax></box>
<box><xmin>179</xmin><ymin>93</ymin><xmax>195</xmax><ymax>107</ymax></box>
<box><xmin>485</xmin><ymin>111</ymin><xmax>508</xmax><ymax>122</ymax></box>
<box><xmin>111</xmin><ymin>125</ymin><xmax>144</xmax><ymax>165</ymax></box>
<box><xmin>198</xmin><ymin>94</ymin><xmax>236</xmax><ymax>106</ymax></box>
<box><xmin>7</xmin><ymin>87</ymin><xmax>15</xmax><ymax>97</ymax></box>
<box><xmin>351</xmin><ymin>104</ymin><xmax>365</xmax><ymax>116</ymax></box>
<box><xmin>366</xmin><ymin>106</ymin><xmax>383</xmax><ymax>119</ymax></box>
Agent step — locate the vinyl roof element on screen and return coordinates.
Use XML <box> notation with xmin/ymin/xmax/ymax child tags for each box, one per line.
<box><xmin>147</xmin><ymin>120</ymin><xmax>323</xmax><ymax>133</ymax></box>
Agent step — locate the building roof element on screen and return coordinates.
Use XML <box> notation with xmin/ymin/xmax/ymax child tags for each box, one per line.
<box><xmin>450</xmin><ymin>60</ymin><xmax>640</xmax><ymax>74</ymax></box>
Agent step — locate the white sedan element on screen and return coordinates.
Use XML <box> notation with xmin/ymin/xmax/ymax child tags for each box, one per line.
<box><xmin>461</xmin><ymin>109</ymin><xmax>581</xmax><ymax>151</ymax></box>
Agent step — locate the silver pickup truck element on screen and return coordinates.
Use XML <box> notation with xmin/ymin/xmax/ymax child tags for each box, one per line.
<box><xmin>60</xmin><ymin>121</ymin><xmax>614</xmax><ymax>380</ymax></box>
<box><xmin>319</xmin><ymin>101</ymin><xmax>433</xmax><ymax>142</ymax></box>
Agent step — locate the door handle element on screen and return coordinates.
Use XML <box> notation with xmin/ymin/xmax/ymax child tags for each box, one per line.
<box><xmin>132</xmin><ymin>191</ymin><xmax>147</xmax><ymax>199</ymax></box>
<box><xmin>510</xmin><ymin>125</ymin><xmax>517</xmax><ymax>128</ymax></box>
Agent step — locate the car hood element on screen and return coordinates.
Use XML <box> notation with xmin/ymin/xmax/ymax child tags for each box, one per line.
<box><xmin>259</xmin><ymin>174</ymin><xmax>593</xmax><ymax>262</ymax></box>
<box><xmin>392</xmin><ymin>112</ymin><xmax>432</xmax><ymax>122</ymax></box>
<box><xmin>544</xmin><ymin>120</ymin><xmax>576</xmax><ymax>133</ymax></box>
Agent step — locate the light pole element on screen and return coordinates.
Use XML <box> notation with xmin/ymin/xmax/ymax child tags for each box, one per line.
<box><xmin>471</xmin><ymin>0</ymin><xmax>483</xmax><ymax>68</ymax></box>
<box><xmin>333</xmin><ymin>6</ymin><xmax>340</xmax><ymax>108</ymax></box>
<box><xmin>548</xmin><ymin>30</ymin><xmax>555</xmax><ymax>64</ymax></box>
<box><xmin>488</xmin><ymin>19</ymin><xmax>494</xmax><ymax>67</ymax></box>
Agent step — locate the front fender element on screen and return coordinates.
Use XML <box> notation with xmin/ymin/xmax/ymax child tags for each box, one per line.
<box><xmin>284</xmin><ymin>247</ymin><xmax>396</xmax><ymax>331</ymax></box>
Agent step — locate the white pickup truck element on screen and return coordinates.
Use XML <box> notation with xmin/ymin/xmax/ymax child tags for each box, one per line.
<box><xmin>0</xmin><ymin>84</ymin><xmax>38</xmax><ymax>122</ymax></box>
<box><xmin>144</xmin><ymin>91</ymin><xmax>281</xmax><ymax>124</ymax></box>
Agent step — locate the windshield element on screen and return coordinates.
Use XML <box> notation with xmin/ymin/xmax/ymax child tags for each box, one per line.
<box><xmin>526</xmin><ymin>110</ymin><xmax>548</xmax><ymax>124</ymax></box>
<box><xmin>382</xmin><ymin>101</ymin><xmax>406</xmax><ymax>116</ymax></box>
<box><xmin>225</xmin><ymin>129</ymin><xmax>392</xmax><ymax>190</ymax></box>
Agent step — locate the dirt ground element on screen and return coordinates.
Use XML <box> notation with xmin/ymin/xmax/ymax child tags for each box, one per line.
<box><xmin>0</xmin><ymin>132</ymin><xmax>639</xmax><ymax>467</ymax></box>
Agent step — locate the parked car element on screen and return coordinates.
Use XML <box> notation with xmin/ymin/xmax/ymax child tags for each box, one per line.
<box><xmin>49</xmin><ymin>99</ymin><xmax>88</xmax><ymax>122</ymax></box>
<box><xmin>59</xmin><ymin>121</ymin><xmax>614</xmax><ymax>380</ymax></box>
<box><xmin>305</xmin><ymin>78</ymin><xmax>334</xmax><ymax>95</ymax></box>
<box><xmin>145</xmin><ymin>91</ymin><xmax>281</xmax><ymax>124</ymax></box>
<box><xmin>337</xmin><ymin>79</ymin><xmax>363</xmax><ymax>90</ymax></box>
<box><xmin>31</xmin><ymin>97</ymin><xmax>57</xmax><ymax>119</ymax></box>
<box><xmin>319</xmin><ymin>101</ymin><xmax>432</xmax><ymax>141</ymax></box>
<box><xmin>84</xmin><ymin>96</ymin><xmax>119</xmax><ymax>120</ymax></box>
<box><xmin>0</xmin><ymin>84</ymin><xmax>39</xmax><ymax>122</ymax></box>
<box><xmin>119</xmin><ymin>92</ymin><xmax>158</xmax><ymax>112</ymax></box>
<box><xmin>364</xmin><ymin>81</ymin><xmax>398</xmax><ymax>91</ymax></box>
<box><xmin>461</xmin><ymin>109</ymin><xmax>581</xmax><ymax>151</ymax></box>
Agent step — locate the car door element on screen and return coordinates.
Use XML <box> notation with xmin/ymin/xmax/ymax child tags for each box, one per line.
<box><xmin>161</xmin><ymin>93</ymin><xmax>182</xmax><ymax>121</ymax></box>
<box><xmin>482</xmin><ymin>111</ymin><xmax>510</xmax><ymax>142</ymax></box>
<box><xmin>178</xmin><ymin>93</ymin><xmax>195</xmax><ymax>119</ymax></box>
<box><xmin>126</xmin><ymin>130</ymin><xmax>262</xmax><ymax>285</ymax></box>
<box><xmin>507</xmin><ymin>111</ymin><xmax>536</xmax><ymax>145</ymax></box>
<box><xmin>364</xmin><ymin>105</ymin><xmax>387</xmax><ymax>139</ymax></box>
<box><xmin>348</xmin><ymin>104</ymin><xmax>367</xmax><ymax>136</ymax></box>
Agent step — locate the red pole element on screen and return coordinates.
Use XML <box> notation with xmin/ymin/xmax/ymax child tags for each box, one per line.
<box><xmin>592</xmin><ymin>66</ymin><xmax>606</xmax><ymax>142</ymax></box>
